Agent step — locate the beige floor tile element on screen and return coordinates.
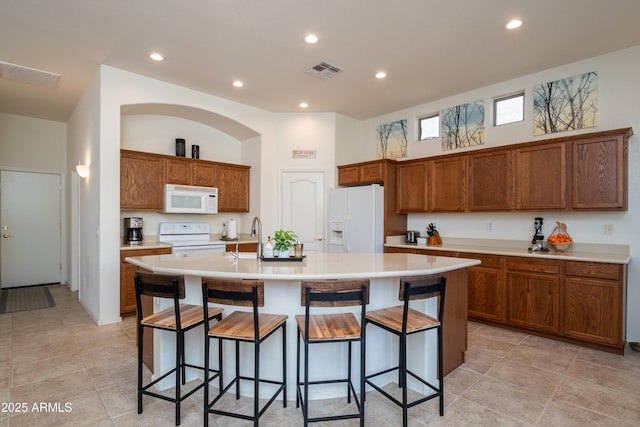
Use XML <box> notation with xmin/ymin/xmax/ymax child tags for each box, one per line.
<box><xmin>0</xmin><ymin>349</ymin><xmax>9</xmax><ymax>366</ymax></box>
<box><xmin>504</xmin><ymin>345</ymin><xmax>574</xmax><ymax>374</ymax></box>
<box><xmin>78</xmin><ymin>339</ymin><xmax>137</xmax><ymax>369</ymax></box>
<box><xmin>554</xmin><ymin>377</ymin><xmax>640</xmax><ymax>424</ymax></box>
<box><xmin>577</xmin><ymin>347</ymin><xmax>640</xmax><ymax>376</ymax></box>
<box><xmin>467</xmin><ymin>334</ymin><xmax>516</xmax><ymax>358</ymax></box>
<box><xmin>566</xmin><ymin>359</ymin><xmax>640</xmax><ymax>396</ymax></box>
<box><xmin>429</xmin><ymin>396</ymin><xmax>528</xmax><ymax>427</ymax></box>
<box><xmin>461</xmin><ymin>348</ymin><xmax>501</xmax><ymax>374</ymax></box>
<box><xmin>538</xmin><ymin>399</ymin><xmax>635</xmax><ymax>426</ymax></box>
<box><xmin>469</xmin><ymin>325</ymin><xmax>527</xmax><ymax>345</ymax></box>
<box><xmin>9</xmin><ymin>390</ymin><xmax>110</xmax><ymax>427</ymax></box>
<box><xmin>461</xmin><ymin>377</ymin><xmax>549</xmax><ymax>425</ymax></box>
<box><xmin>97</xmin><ymin>378</ymin><xmax>155</xmax><ymax>419</ymax></box>
<box><xmin>12</xmin><ymin>352</ymin><xmax>86</xmax><ymax>387</ymax></box>
<box><xmin>11</xmin><ymin>336</ymin><xmax>78</xmax><ymax>364</ymax></box>
<box><xmin>485</xmin><ymin>359</ymin><xmax>562</xmax><ymax>397</ymax></box>
<box><xmin>444</xmin><ymin>367</ymin><xmax>482</xmax><ymax>396</ymax></box>
<box><xmin>518</xmin><ymin>334</ymin><xmax>582</xmax><ymax>358</ymax></box>
<box><xmin>0</xmin><ymin>367</ymin><xmax>9</xmax><ymax>390</ymax></box>
<box><xmin>113</xmin><ymin>397</ymin><xmax>203</xmax><ymax>426</ymax></box>
<box><xmin>11</xmin><ymin>369</ymin><xmax>95</xmax><ymax>404</ymax></box>
<box><xmin>87</xmin><ymin>356</ymin><xmax>138</xmax><ymax>390</ymax></box>
<box><xmin>11</xmin><ymin>328</ymin><xmax>71</xmax><ymax>350</ymax></box>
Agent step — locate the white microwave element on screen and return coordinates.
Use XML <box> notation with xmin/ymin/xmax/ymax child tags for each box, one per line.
<box><xmin>163</xmin><ymin>184</ymin><xmax>218</xmax><ymax>214</ymax></box>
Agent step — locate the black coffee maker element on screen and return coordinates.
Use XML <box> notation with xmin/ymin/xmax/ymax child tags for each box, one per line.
<box><xmin>124</xmin><ymin>217</ymin><xmax>143</xmax><ymax>245</ymax></box>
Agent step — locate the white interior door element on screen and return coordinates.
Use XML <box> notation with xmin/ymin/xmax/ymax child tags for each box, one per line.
<box><xmin>281</xmin><ymin>171</ymin><xmax>325</xmax><ymax>252</ymax></box>
<box><xmin>1</xmin><ymin>170</ymin><xmax>62</xmax><ymax>288</ymax></box>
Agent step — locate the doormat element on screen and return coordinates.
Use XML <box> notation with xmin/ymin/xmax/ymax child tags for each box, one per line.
<box><xmin>0</xmin><ymin>286</ymin><xmax>56</xmax><ymax>314</ymax></box>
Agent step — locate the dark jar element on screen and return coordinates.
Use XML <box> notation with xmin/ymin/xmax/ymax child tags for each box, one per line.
<box><xmin>175</xmin><ymin>138</ymin><xmax>186</xmax><ymax>157</ymax></box>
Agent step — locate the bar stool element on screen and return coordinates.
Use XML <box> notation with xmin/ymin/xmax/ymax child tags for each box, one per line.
<box><xmin>134</xmin><ymin>272</ymin><xmax>223</xmax><ymax>426</ymax></box>
<box><xmin>295</xmin><ymin>279</ymin><xmax>369</xmax><ymax>426</ymax></box>
<box><xmin>365</xmin><ymin>275</ymin><xmax>446</xmax><ymax>427</ymax></box>
<box><xmin>201</xmin><ymin>278</ymin><xmax>287</xmax><ymax>427</ymax></box>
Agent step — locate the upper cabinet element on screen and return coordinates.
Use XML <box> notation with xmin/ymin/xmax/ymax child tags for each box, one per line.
<box><xmin>514</xmin><ymin>142</ymin><xmax>567</xmax><ymax>210</ymax></box>
<box><xmin>467</xmin><ymin>149</ymin><xmax>512</xmax><ymax>211</ymax></box>
<box><xmin>217</xmin><ymin>163</ymin><xmax>250</xmax><ymax>212</ymax></box>
<box><xmin>121</xmin><ymin>150</ymin><xmax>165</xmax><ymax>211</ymax></box>
<box><xmin>391</xmin><ymin>127</ymin><xmax>632</xmax><ymax>214</ymax></box>
<box><xmin>428</xmin><ymin>156</ymin><xmax>466</xmax><ymax>212</ymax></box>
<box><xmin>572</xmin><ymin>130</ymin><xmax>629</xmax><ymax>210</ymax></box>
<box><xmin>337</xmin><ymin>159</ymin><xmax>392</xmax><ymax>186</ymax></box>
<box><xmin>121</xmin><ymin>149</ymin><xmax>250</xmax><ymax>212</ymax></box>
<box><xmin>396</xmin><ymin>160</ymin><xmax>428</xmax><ymax>212</ymax></box>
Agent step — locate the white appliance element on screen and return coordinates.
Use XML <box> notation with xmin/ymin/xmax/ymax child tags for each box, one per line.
<box><xmin>328</xmin><ymin>184</ymin><xmax>384</xmax><ymax>253</ymax></box>
<box><xmin>158</xmin><ymin>222</ymin><xmax>225</xmax><ymax>254</ymax></box>
<box><xmin>163</xmin><ymin>184</ymin><xmax>218</xmax><ymax>214</ymax></box>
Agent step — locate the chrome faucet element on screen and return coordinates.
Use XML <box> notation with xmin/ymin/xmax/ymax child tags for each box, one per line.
<box><xmin>251</xmin><ymin>216</ymin><xmax>262</xmax><ymax>258</ymax></box>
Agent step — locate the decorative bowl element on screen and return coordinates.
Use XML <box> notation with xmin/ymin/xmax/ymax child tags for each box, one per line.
<box><xmin>547</xmin><ymin>240</ymin><xmax>572</xmax><ymax>251</ymax></box>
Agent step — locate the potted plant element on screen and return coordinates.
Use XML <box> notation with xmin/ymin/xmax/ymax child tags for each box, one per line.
<box><xmin>273</xmin><ymin>229</ymin><xmax>297</xmax><ymax>258</ymax></box>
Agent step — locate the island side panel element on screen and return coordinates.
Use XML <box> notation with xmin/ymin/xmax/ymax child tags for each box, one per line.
<box><xmin>443</xmin><ymin>267</ymin><xmax>468</xmax><ymax>376</ymax></box>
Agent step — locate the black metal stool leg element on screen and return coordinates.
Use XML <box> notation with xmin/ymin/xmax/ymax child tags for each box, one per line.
<box><xmin>137</xmin><ymin>324</ymin><xmax>144</xmax><ymax>414</ymax></box>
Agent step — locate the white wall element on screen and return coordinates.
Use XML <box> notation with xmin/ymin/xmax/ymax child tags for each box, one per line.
<box><xmin>361</xmin><ymin>45</ymin><xmax>640</xmax><ymax>342</ymax></box>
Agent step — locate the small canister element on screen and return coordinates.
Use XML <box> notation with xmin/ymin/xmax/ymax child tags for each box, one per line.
<box><xmin>175</xmin><ymin>138</ymin><xmax>186</xmax><ymax>157</ymax></box>
<box><xmin>191</xmin><ymin>144</ymin><xmax>200</xmax><ymax>159</ymax></box>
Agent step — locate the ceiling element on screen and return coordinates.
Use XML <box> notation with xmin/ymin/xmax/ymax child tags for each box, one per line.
<box><xmin>2</xmin><ymin>0</ymin><xmax>640</xmax><ymax>123</ymax></box>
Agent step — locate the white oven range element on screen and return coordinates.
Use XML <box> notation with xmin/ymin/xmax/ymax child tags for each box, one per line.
<box><xmin>158</xmin><ymin>222</ymin><xmax>226</xmax><ymax>254</ymax></box>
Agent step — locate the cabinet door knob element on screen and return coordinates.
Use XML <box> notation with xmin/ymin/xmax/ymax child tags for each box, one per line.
<box><xmin>2</xmin><ymin>233</ymin><xmax>14</xmax><ymax>238</ymax></box>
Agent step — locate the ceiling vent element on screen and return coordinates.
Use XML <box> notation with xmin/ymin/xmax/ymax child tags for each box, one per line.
<box><xmin>0</xmin><ymin>61</ymin><xmax>60</xmax><ymax>89</ymax></box>
<box><xmin>305</xmin><ymin>61</ymin><xmax>343</xmax><ymax>79</ymax></box>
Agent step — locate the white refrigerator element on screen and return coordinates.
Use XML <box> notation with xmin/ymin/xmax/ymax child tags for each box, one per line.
<box><xmin>328</xmin><ymin>184</ymin><xmax>384</xmax><ymax>253</ymax></box>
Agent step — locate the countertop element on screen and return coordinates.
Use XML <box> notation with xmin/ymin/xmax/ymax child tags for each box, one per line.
<box><xmin>119</xmin><ymin>233</ymin><xmax>258</xmax><ymax>251</ymax></box>
<box><xmin>124</xmin><ymin>251</ymin><xmax>481</xmax><ymax>280</ymax></box>
<box><xmin>385</xmin><ymin>236</ymin><xmax>631</xmax><ymax>264</ymax></box>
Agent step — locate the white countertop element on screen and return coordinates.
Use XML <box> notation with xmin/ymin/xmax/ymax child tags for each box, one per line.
<box><xmin>124</xmin><ymin>251</ymin><xmax>480</xmax><ymax>280</ymax></box>
<box><xmin>385</xmin><ymin>236</ymin><xmax>631</xmax><ymax>264</ymax></box>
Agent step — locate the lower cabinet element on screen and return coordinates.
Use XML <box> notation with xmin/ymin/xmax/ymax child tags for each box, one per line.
<box><xmin>120</xmin><ymin>247</ymin><xmax>172</xmax><ymax>316</ymax></box>
<box><xmin>225</xmin><ymin>242</ymin><xmax>258</xmax><ymax>252</ymax></box>
<box><xmin>389</xmin><ymin>246</ymin><xmax>626</xmax><ymax>354</ymax></box>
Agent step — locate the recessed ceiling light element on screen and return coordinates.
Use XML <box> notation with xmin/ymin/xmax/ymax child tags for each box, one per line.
<box><xmin>149</xmin><ymin>52</ymin><xmax>164</xmax><ymax>61</ymax></box>
<box><xmin>304</xmin><ymin>34</ymin><xmax>318</xmax><ymax>44</ymax></box>
<box><xmin>375</xmin><ymin>71</ymin><xmax>387</xmax><ymax>79</ymax></box>
<box><xmin>299</xmin><ymin>102</ymin><xmax>309</xmax><ymax>108</ymax></box>
<box><xmin>506</xmin><ymin>19</ymin><xmax>522</xmax><ymax>30</ymax></box>
<box><xmin>233</xmin><ymin>80</ymin><xmax>244</xmax><ymax>88</ymax></box>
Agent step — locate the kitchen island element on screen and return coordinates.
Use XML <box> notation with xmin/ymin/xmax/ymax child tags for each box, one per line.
<box><xmin>125</xmin><ymin>251</ymin><xmax>480</xmax><ymax>400</ymax></box>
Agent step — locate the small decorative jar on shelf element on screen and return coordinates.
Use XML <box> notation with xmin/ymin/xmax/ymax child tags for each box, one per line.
<box><xmin>547</xmin><ymin>221</ymin><xmax>573</xmax><ymax>252</ymax></box>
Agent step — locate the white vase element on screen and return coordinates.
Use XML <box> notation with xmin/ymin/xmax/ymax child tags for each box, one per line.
<box><xmin>278</xmin><ymin>249</ymin><xmax>290</xmax><ymax>258</ymax></box>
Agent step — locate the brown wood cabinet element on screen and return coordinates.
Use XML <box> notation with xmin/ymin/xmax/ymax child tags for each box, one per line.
<box><xmin>389</xmin><ymin>246</ymin><xmax>627</xmax><ymax>354</ymax></box>
<box><xmin>121</xmin><ymin>149</ymin><xmax>250</xmax><ymax>212</ymax></box>
<box><xmin>564</xmin><ymin>261</ymin><xmax>623</xmax><ymax>346</ymax></box>
<box><xmin>396</xmin><ymin>160</ymin><xmax>428</xmax><ymax>212</ymax></box>
<box><xmin>192</xmin><ymin>161</ymin><xmax>218</xmax><ymax>187</ymax></box>
<box><xmin>225</xmin><ymin>242</ymin><xmax>258</xmax><ymax>252</ymax></box>
<box><xmin>165</xmin><ymin>157</ymin><xmax>192</xmax><ymax>185</ymax></box>
<box><xmin>120</xmin><ymin>150</ymin><xmax>165</xmax><ymax>210</ymax></box>
<box><xmin>120</xmin><ymin>247</ymin><xmax>172</xmax><ymax>316</ymax></box>
<box><xmin>572</xmin><ymin>131</ymin><xmax>628</xmax><ymax>210</ymax></box>
<box><xmin>428</xmin><ymin>156</ymin><xmax>466</xmax><ymax>212</ymax></box>
<box><xmin>217</xmin><ymin>163</ymin><xmax>250</xmax><ymax>212</ymax></box>
<box><xmin>506</xmin><ymin>257</ymin><xmax>560</xmax><ymax>333</ymax></box>
<box><xmin>467</xmin><ymin>149</ymin><xmax>512</xmax><ymax>211</ymax></box>
<box><xmin>461</xmin><ymin>253</ymin><xmax>504</xmax><ymax>322</ymax></box>
<box><xmin>514</xmin><ymin>142</ymin><xmax>567</xmax><ymax>210</ymax></box>
<box><xmin>337</xmin><ymin>159</ymin><xmax>406</xmax><ymax>240</ymax></box>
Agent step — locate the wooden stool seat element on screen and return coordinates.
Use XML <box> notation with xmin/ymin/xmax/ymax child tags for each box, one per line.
<box><xmin>365</xmin><ymin>275</ymin><xmax>446</xmax><ymax>427</ymax></box>
<box><xmin>365</xmin><ymin>305</ymin><xmax>439</xmax><ymax>334</ymax></box>
<box><xmin>295</xmin><ymin>313</ymin><xmax>361</xmax><ymax>341</ymax></box>
<box><xmin>202</xmin><ymin>278</ymin><xmax>287</xmax><ymax>427</ymax></box>
<box><xmin>296</xmin><ymin>279</ymin><xmax>370</xmax><ymax>426</ymax></box>
<box><xmin>135</xmin><ymin>272</ymin><xmax>223</xmax><ymax>426</ymax></box>
<box><xmin>142</xmin><ymin>304</ymin><xmax>223</xmax><ymax>330</ymax></box>
<box><xmin>208</xmin><ymin>310</ymin><xmax>287</xmax><ymax>341</ymax></box>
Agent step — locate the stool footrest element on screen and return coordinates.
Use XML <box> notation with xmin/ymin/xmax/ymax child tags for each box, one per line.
<box><xmin>207</xmin><ymin>376</ymin><xmax>285</xmax><ymax>421</ymax></box>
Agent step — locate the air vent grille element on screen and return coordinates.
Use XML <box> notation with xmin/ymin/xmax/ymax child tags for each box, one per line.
<box><xmin>0</xmin><ymin>61</ymin><xmax>60</xmax><ymax>89</ymax></box>
<box><xmin>305</xmin><ymin>61</ymin><xmax>343</xmax><ymax>79</ymax></box>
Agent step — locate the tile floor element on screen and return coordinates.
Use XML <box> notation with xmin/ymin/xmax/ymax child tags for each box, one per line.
<box><xmin>1</xmin><ymin>285</ymin><xmax>640</xmax><ymax>426</ymax></box>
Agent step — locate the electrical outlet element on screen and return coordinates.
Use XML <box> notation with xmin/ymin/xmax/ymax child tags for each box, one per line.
<box><xmin>487</xmin><ymin>222</ymin><xmax>494</xmax><ymax>232</ymax></box>
<box><xmin>604</xmin><ymin>224</ymin><xmax>614</xmax><ymax>235</ymax></box>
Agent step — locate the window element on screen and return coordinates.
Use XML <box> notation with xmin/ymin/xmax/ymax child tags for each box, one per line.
<box><xmin>418</xmin><ymin>114</ymin><xmax>439</xmax><ymax>140</ymax></box>
<box><xmin>494</xmin><ymin>92</ymin><xmax>524</xmax><ymax>126</ymax></box>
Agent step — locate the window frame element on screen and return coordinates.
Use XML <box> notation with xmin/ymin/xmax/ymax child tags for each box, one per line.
<box><xmin>493</xmin><ymin>92</ymin><xmax>524</xmax><ymax>127</ymax></box>
<box><xmin>417</xmin><ymin>113</ymin><xmax>440</xmax><ymax>141</ymax></box>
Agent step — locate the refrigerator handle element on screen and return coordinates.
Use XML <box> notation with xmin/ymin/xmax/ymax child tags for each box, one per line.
<box><xmin>343</xmin><ymin>215</ymin><xmax>349</xmax><ymax>252</ymax></box>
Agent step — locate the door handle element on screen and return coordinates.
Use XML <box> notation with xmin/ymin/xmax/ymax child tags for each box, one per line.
<box><xmin>2</xmin><ymin>233</ymin><xmax>14</xmax><ymax>238</ymax></box>
<box><xmin>314</xmin><ymin>236</ymin><xmax>323</xmax><ymax>241</ymax></box>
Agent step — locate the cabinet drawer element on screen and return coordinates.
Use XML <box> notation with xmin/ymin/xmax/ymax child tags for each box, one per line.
<box><xmin>565</xmin><ymin>261</ymin><xmax>622</xmax><ymax>281</ymax></box>
<box><xmin>359</xmin><ymin>163</ymin><xmax>384</xmax><ymax>183</ymax></box>
<box><xmin>458</xmin><ymin>252</ymin><xmax>501</xmax><ymax>268</ymax></box>
<box><xmin>506</xmin><ymin>257</ymin><xmax>560</xmax><ymax>274</ymax></box>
